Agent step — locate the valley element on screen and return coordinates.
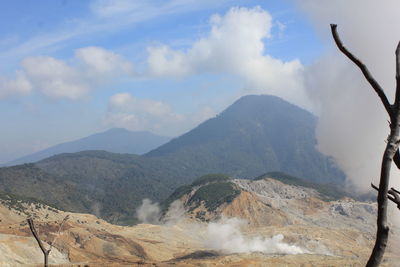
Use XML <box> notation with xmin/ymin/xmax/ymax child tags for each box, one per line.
<box><xmin>0</xmin><ymin>174</ymin><xmax>398</xmax><ymax>266</ymax></box>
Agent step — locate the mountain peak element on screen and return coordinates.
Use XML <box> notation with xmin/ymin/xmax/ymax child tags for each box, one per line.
<box><xmin>0</xmin><ymin>95</ymin><xmax>346</xmax><ymax>224</ymax></box>
<box><xmin>146</xmin><ymin>94</ymin><xmax>343</xmax><ymax>184</ymax></box>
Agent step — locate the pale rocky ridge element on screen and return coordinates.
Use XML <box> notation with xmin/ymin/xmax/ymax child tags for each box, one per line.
<box><xmin>0</xmin><ymin>175</ymin><xmax>400</xmax><ymax>266</ymax></box>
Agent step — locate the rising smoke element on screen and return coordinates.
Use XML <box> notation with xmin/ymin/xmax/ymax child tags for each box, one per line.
<box><xmin>205</xmin><ymin>217</ymin><xmax>308</xmax><ymax>254</ymax></box>
<box><xmin>295</xmin><ymin>0</ymin><xmax>400</xmax><ymax>193</ymax></box>
<box><xmin>136</xmin><ymin>199</ymin><xmax>331</xmax><ymax>255</ymax></box>
<box><xmin>136</xmin><ymin>198</ymin><xmax>161</xmax><ymax>224</ymax></box>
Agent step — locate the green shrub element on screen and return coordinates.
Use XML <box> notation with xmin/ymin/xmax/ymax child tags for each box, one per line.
<box><xmin>188</xmin><ymin>181</ymin><xmax>240</xmax><ymax>211</ymax></box>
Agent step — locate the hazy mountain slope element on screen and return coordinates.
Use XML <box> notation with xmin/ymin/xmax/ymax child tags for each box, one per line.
<box><xmin>0</xmin><ymin>164</ymin><xmax>94</xmax><ymax>213</ymax></box>
<box><xmin>35</xmin><ymin>151</ymin><xmax>184</xmax><ymax>224</ymax></box>
<box><xmin>146</xmin><ymin>95</ymin><xmax>345</xmax><ymax>184</ymax></box>
<box><xmin>0</xmin><ymin>150</ymin><xmax>194</xmax><ymax>225</ymax></box>
<box><xmin>0</xmin><ymin>95</ymin><xmax>346</xmax><ymax>224</ymax></box>
<box><xmin>6</xmin><ymin>128</ymin><xmax>170</xmax><ymax>166</ymax></box>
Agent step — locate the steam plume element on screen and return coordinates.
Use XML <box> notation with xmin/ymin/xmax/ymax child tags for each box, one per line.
<box><xmin>136</xmin><ymin>199</ymin><xmax>326</xmax><ymax>255</ymax></box>
<box><xmin>136</xmin><ymin>198</ymin><xmax>161</xmax><ymax>224</ymax></box>
<box><xmin>295</xmin><ymin>0</ymin><xmax>400</xmax><ymax>193</ymax></box>
<box><xmin>204</xmin><ymin>218</ymin><xmax>308</xmax><ymax>254</ymax></box>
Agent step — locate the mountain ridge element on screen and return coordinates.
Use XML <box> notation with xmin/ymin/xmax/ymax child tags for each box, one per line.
<box><xmin>4</xmin><ymin>128</ymin><xmax>170</xmax><ymax>166</ymax></box>
<box><xmin>145</xmin><ymin>94</ymin><xmax>345</xmax><ymax>184</ymax></box>
<box><xmin>0</xmin><ymin>94</ymin><xmax>346</xmax><ymax>224</ymax></box>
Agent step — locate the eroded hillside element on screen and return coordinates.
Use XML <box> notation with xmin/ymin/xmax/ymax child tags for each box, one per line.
<box><xmin>1</xmin><ymin>174</ymin><xmax>400</xmax><ymax>266</ymax></box>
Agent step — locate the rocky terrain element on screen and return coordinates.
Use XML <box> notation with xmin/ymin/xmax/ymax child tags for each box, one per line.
<box><xmin>1</xmin><ymin>174</ymin><xmax>400</xmax><ymax>266</ymax></box>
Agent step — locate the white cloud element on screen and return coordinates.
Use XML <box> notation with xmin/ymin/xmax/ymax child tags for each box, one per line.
<box><xmin>104</xmin><ymin>92</ymin><xmax>216</xmax><ymax>136</ymax></box>
<box><xmin>295</xmin><ymin>0</ymin><xmax>400</xmax><ymax>192</ymax></box>
<box><xmin>0</xmin><ymin>71</ymin><xmax>32</xmax><ymax>98</ymax></box>
<box><xmin>90</xmin><ymin>0</ymin><xmax>233</xmax><ymax>19</ymax></box>
<box><xmin>146</xmin><ymin>6</ymin><xmax>309</xmax><ymax>109</ymax></box>
<box><xmin>109</xmin><ymin>93</ymin><xmax>173</xmax><ymax>116</ymax></box>
<box><xmin>90</xmin><ymin>0</ymin><xmax>147</xmax><ymax>17</ymax></box>
<box><xmin>0</xmin><ymin>1</ymin><xmax>235</xmax><ymax>65</ymax></box>
<box><xmin>147</xmin><ymin>46</ymin><xmax>192</xmax><ymax>77</ymax></box>
<box><xmin>22</xmin><ymin>56</ymin><xmax>90</xmax><ymax>99</ymax></box>
<box><xmin>1</xmin><ymin>47</ymin><xmax>134</xmax><ymax>100</ymax></box>
<box><xmin>105</xmin><ymin>93</ymin><xmax>184</xmax><ymax>134</ymax></box>
<box><xmin>75</xmin><ymin>46</ymin><xmax>134</xmax><ymax>76</ymax></box>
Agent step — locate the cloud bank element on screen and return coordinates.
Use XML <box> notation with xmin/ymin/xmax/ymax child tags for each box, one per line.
<box><xmin>1</xmin><ymin>46</ymin><xmax>134</xmax><ymax>99</ymax></box>
<box><xmin>1</xmin><ymin>6</ymin><xmax>308</xmax><ymax>138</ymax></box>
<box><xmin>0</xmin><ymin>71</ymin><xmax>32</xmax><ymax>98</ymax></box>
<box><xmin>5</xmin><ymin>1</ymin><xmax>400</xmax><ymax>195</ymax></box>
<box><xmin>295</xmin><ymin>0</ymin><xmax>400</xmax><ymax>192</ymax></box>
<box><xmin>104</xmin><ymin>92</ymin><xmax>215</xmax><ymax>136</ymax></box>
<box><xmin>146</xmin><ymin>6</ymin><xmax>310</xmax><ymax>109</ymax></box>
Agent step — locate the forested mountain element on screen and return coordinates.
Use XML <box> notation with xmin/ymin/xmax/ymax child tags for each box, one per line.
<box><xmin>0</xmin><ymin>95</ymin><xmax>345</xmax><ymax>224</ymax></box>
<box><xmin>146</xmin><ymin>95</ymin><xmax>344</xmax><ymax>184</ymax></box>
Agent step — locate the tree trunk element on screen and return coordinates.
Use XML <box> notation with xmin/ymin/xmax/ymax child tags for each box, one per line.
<box><xmin>366</xmin><ymin>123</ymin><xmax>399</xmax><ymax>266</ymax></box>
<box><xmin>330</xmin><ymin>24</ymin><xmax>400</xmax><ymax>266</ymax></box>
<box><xmin>44</xmin><ymin>251</ymin><xmax>49</xmax><ymax>267</ymax></box>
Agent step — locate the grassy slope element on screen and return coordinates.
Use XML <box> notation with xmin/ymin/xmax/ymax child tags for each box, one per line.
<box><xmin>256</xmin><ymin>171</ymin><xmax>348</xmax><ymax>201</ymax></box>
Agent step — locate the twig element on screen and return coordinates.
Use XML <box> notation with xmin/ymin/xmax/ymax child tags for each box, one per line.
<box><xmin>27</xmin><ymin>215</ymin><xmax>69</xmax><ymax>267</ymax></box>
<box><xmin>48</xmin><ymin>215</ymin><xmax>69</xmax><ymax>250</ymax></box>
<box><xmin>27</xmin><ymin>218</ymin><xmax>49</xmax><ymax>255</ymax></box>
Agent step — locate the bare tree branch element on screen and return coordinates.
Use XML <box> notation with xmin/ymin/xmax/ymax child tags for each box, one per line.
<box><xmin>371</xmin><ymin>183</ymin><xmax>399</xmax><ymax>206</ymax></box>
<box><xmin>393</xmin><ymin>149</ymin><xmax>400</xmax><ymax>169</ymax></box>
<box><xmin>48</xmin><ymin>215</ymin><xmax>69</xmax><ymax>250</ymax></box>
<box><xmin>395</xmin><ymin>41</ymin><xmax>400</xmax><ymax>105</ymax></box>
<box><xmin>27</xmin><ymin>219</ymin><xmax>50</xmax><ymax>267</ymax></box>
<box><xmin>388</xmin><ymin>189</ymin><xmax>400</xmax><ymax>208</ymax></box>
<box><xmin>331</xmin><ymin>24</ymin><xmax>400</xmax><ymax>267</ymax></box>
<box><xmin>330</xmin><ymin>24</ymin><xmax>393</xmax><ymax>119</ymax></box>
<box><xmin>391</xmin><ymin>187</ymin><xmax>400</xmax><ymax>195</ymax></box>
<box><xmin>27</xmin><ymin>215</ymin><xmax>69</xmax><ymax>267</ymax></box>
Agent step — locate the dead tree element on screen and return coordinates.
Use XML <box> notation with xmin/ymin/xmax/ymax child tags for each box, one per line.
<box><xmin>27</xmin><ymin>215</ymin><xmax>69</xmax><ymax>267</ymax></box>
<box><xmin>372</xmin><ymin>183</ymin><xmax>400</xmax><ymax>210</ymax></box>
<box><xmin>330</xmin><ymin>24</ymin><xmax>400</xmax><ymax>267</ymax></box>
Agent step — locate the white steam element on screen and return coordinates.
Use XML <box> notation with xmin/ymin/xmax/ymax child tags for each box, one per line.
<box><xmin>136</xmin><ymin>199</ymin><xmax>186</xmax><ymax>225</ymax></box>
<box><xmin>205</xmin><ymin>218</ymin><xmax>308</xmax><ymax>255</ymax></box>
<box><xmin>136</xmin><ymin>198</ymin><xmax>161</xmax><ymax>224</ymax></box>
<box><xmin>135</xmin><ymin>199</ymin><xmax>327</xmax><ymax>255</ymax></box>
<box><xmin>162</xmin><ymin>199</ymin><xmax>187</xmax><ymax>225</ymax></box>
<box><xmin>294</xmin><ymin>0</ymin><xmax>400</xmax><ymax>193</ymax></box>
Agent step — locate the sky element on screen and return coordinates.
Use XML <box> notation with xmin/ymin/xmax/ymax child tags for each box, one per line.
<box><xmin>0</xmin><ymin>0</ymin><xmax>321</xmax><ymax>162</ymax></box>
<box><xmin>1</xmin><ymin>0</ymin><xmax>400</xmax><ymax>193</ymax></box>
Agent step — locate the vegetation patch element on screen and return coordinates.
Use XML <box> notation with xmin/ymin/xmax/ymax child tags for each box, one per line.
<box><xmin>0</xmin><ymin>191</ymin><xmax>57</xmax><ymax>215</ymax></box>
<box><xmin>161</xmin><ymin>184</ymin><xmax>193</xmax><ymax>212</ymax></box>
<box><xmin>191</xmin><ymin>173</ymin><xmax>230</xmax><ymax>187</ymax></box>
<box><xmin>162</xmin><ymin>174</ymin><xmax>232</xmax><ymax>210</ymax></box>
<box><xmin>256</xmin><ymin>171</ymin><xmax>348</xmax><ymax>201</ymax></box>
<box><xmin>188</xmin><ymin>181</ymin><xmax>240</xmax><ymax>211</ymax></box>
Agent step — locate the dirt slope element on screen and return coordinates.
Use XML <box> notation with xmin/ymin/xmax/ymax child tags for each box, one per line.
<box><xmin>1</xmin><ymin>177</ymin><xmax>400</xmax><ymax>266</ymax></box>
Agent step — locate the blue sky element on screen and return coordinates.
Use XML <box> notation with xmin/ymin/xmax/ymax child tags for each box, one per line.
<box><xmin>0</xmin><ymin>0</ymin><xmax>325</xmax><ymax>162</ymax></box>
<box><xmin>1</xmin><ymin>0</ymin><xmax>399</xmax><ymax>194</ymax></box>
